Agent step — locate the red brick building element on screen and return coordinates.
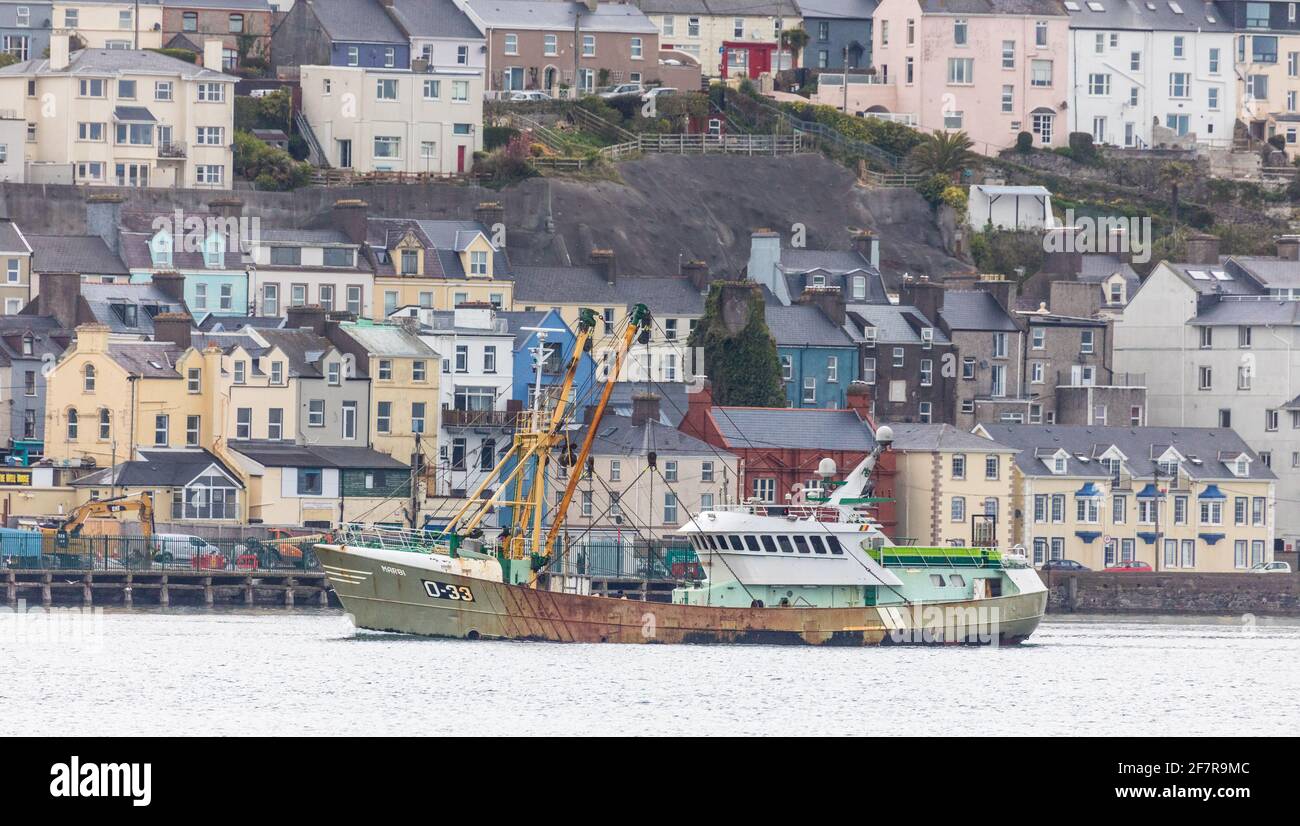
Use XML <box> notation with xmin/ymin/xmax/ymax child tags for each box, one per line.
<box><xmin>678</xmin><ymin>382</ymin><xmax>898</xmax><ymax>536</ymax></box>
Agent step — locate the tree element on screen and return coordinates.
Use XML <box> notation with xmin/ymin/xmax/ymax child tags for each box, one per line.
<box><xmin>1159</xmin><ymin>161</ymin><xmax>1194</xmax><ymax>225</ymax></box>
<box><xmin>0</xmin><ymin>53</ymin><xmax>18</xmax><ymax>69</ymax></box>
<box><xmin>779</xmin><ymin>28</ymin><xmax>809</xmax><ymax>70</ymax></box>
<box><xmin>907</xmin><ymin>129</ymin><xmax>981</xmax><ymax>178</ymax></box>
<box><xmin>687</xmin><ymin>282</ymin><xmax>786</xmax><ymax>407</ymax></box>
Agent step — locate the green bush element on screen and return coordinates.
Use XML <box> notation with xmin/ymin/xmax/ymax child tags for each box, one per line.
<box><xmin>233</xmin><ymin>130</ymin><xmax>312</xmax><ymax>190</ymax></box>
<box><xmin>1016</xmin><ymin>131</ymin><xmax>1034</xmax><ymax>152</ymax></box>
<box><xmin>147</xmin><ymin>48</ymin><xmax>197</xmax><ymax>64</ymax></box>
<box><xmin>484</xmin><ymin>125</ymin><xmax>520</xmax><ymax>151</ymax></box>
<box><xmin>235</xmin><ymin>88</ymin><xmax>291</xmax><ymax>132</ymax></box>
<box><xmin>780</xmin><ymin>101</ymin><xmax>924</xmax><ymax>158</ymax></box>
<box><xmin>914</xmin><ymin>173</ymin><xmax>951</xmax><ymax>205</ymax></box>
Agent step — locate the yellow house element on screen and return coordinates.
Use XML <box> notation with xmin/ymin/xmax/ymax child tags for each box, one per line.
<box><xmin>367</xmin><ymin>215</ymin><xmax>513</xmax><ymax>318</ymax></box>
<box><xmin>328</xmin><ymin>319</ymin><xmax>440</xmax><ymax>463</ymax></box>
<box><xmin>978</xmin><ymin>424</ymin><xmax>1277</xmax><ymax>572</ymax></box>
<box><xmin>54</xmin><ymin>2</ymin><xmax>165</xmax><ymax>49</ymax></box>
<box><xmin>888</xmin><ymin>424</ymin><xmax>1018</xmax><ymax>549</ymax></box>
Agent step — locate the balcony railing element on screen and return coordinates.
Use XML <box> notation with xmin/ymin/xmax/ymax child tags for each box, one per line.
<box><xmin>441</xmin><ymin>406</ymin><xmax>522</xmax><ymax>429</ymax></box>
<box><xmin>158</xmin><ymin>141</ymin><xmax>187</xmax><ymax>159</ymax></box>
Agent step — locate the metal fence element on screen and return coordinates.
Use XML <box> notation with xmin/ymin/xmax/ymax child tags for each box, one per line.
<box><xmin>0</xmin><ymin>533</ymin><xmax>323</xmax><ymax>573</ymax></box>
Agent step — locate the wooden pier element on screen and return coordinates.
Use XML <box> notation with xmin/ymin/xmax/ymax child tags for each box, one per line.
<box><xmin>1</xmin><ymin>569</ymin><xmax>339</xmax><ymax>609</ymax></box>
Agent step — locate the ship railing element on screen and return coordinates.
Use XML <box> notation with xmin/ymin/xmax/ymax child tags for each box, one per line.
<box><xmin>335</xmin><ymin>524</ymin><xmax>443</xmax><ymax>554</ymax></box>
<box><xmin>705</xmin><ymin>502</ymin><xmax>863</xmax><ymax>521</ymax></box>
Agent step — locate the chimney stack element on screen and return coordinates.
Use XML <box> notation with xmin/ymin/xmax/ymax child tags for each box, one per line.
<box><xmin>286</xmin><ymin>304</ymin><xmax>328</xmax><ymax>335</ymax></box>
<box><xmin>85</xmin><ymin>193</ymin><xmax>125</xmax><ymax>254</ymax></box>
<box><xmin>37</xmin><ymin>272</ymin><xmax>82</xmax><ymax>330</ymax></box>
<box><xmin>974</xmin><ymin>274</ymin><xmax>1013</xmax><ymax>313</ymax></box>
<box><xmin>1041</xmin><ymin>226</ymin><xmax>1083</xmax><ymax>275</ymax></box>
<box><xmin>631</xmin><ymin>391</ymin><xmax>661</xmax><ymax>427</ymax></box>
<box><xmin>474</xmin><ymin>201</ymin><xmax>505</xmax><ymax>236</ymax></box>
<box><xmin>846</xmin><ymin>381</ymin><xmax>874</xmax><ymax>426</ymax></box>
<box><xmin>852</xmin><ymin>231</ymin><xmax>880</xmax><ymax>269</ymax></box>
<box><xmin>898</xmin><ymin>274</ymin><xmax>944</xmax><ymax>323</ymax></box>
<box><xmin>203</xmin><ymin>40</ymin><xmax>224</xmax><ymax>72</ymax></box>
<box><xmin>798</xmin><ymin>285</ymin><xmax>846</xmax><ymax>327</ymax></box>
<box><xmin>682</xmin><ymin>259</ymin><xmax>711</xmax><ymax>292</ymax></box>
<box><xmin>152</xmin><ymin>312</ymin><xmax>194</xmax><ymax>350</ymax></box>
<box><xmin>151</xmin><ymin>270</ymin><xmax>188</xmax><ymax>305</ymax></box>
<box><xmin>332</xmin><ymin>199</ymin><xmax>370</xmax><ymax>245</ymax></box>
<box><xmin>591</xmin><ymin>248</ymin><xmax>616</xmax><ymax>285</ymax></box>
<box><xmin>1277</xmin><ymin>235</ymin><xmax>1300</xmax><ymax>261</ymax></box>
<box><xmin>49</xmin><ymin>34</ymin><xmax>69</xmax><ymax>72</ymax></box>
<box><xmin>1184</xmin><ymin>232</ymin><xmax>1221</xmax><ymax>266</ymax></box>
<box><xmin>73</xmin><ymin>323</ymin><xmax>112</xmax><ymax>356</ymax></box>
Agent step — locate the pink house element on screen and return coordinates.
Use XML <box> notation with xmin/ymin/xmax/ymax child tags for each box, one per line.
<box><xmin>815</xmin><ymin>0</ymin><xmax>1070</xmax><ymax>154</ymax></box>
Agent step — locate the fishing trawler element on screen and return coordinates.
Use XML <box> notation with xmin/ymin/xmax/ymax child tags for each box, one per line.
<box><xmin>315</xmin><ymin>305</ymin><xmax>1047</xmax><ymax>645</ymax></box>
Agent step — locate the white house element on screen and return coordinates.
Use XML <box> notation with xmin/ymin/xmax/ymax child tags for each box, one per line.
<box><xmin>299</xmin><ymin>63</ymin><xmax>484</xmax><ymax>175</ymax></box>
<box><xmin>1065</xmin><ymin>0</ymin><xmax>1235</xmax><ymax>149</ymax></box>
<box><xmin>401</xmin><ymin>304</ymin><xmax>515</xmax><ymax>498</ymax></box>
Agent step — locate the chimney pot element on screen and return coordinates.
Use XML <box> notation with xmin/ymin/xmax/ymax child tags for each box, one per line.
<box><xmin>591</xmin><ymin>248</ymin><xmax>616</xmax><ymax>285</ymax></box>
<box><xmin>152</xmin><ymin>312</ymin><xmax>194</xmax><ymax>349</ymax></box>
<box><xmin>631</xmin><ymin>392</ymin><xmax>661</xmax><ymax>427</ymax></box>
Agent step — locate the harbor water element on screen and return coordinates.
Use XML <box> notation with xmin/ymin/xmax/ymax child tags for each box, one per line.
<box><xmin>2</xmin><ymin>608</ymin><xmax>1297</xmax><ymax>736</ymax></box>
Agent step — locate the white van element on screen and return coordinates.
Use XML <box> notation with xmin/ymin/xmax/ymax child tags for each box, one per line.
<box><xmin>151</xmin><ymin>534</ymin><xmax>223</xmax><ymax>565</ymax></box>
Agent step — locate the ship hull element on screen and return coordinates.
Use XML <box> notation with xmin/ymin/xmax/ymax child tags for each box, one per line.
<box><xmin>317</xmin><ymin>544</ymin><xmax>1047</xmax><ymax>646</ymax></box>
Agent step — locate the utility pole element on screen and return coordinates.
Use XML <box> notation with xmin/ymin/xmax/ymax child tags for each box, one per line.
<box><xmin>408</xmin><ymin>431</ymin><xmax>422</xmax><ymax>530</ymax></box>
<box><xmin>1152</xmin><ymin>463</ymin><xmax>1161</xmax><ymax>572</ymax></box>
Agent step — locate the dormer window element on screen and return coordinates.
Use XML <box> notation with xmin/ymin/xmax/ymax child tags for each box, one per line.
<box><xmin>113</xmin><ymin>304</ymin><xmax>138</xmax><ymax>327</ymax></box>
<box><xmin>852</xmin><ymin>276</ymin><xmax>867</xmax><ymax>300</ymax></box>
<box><xmin>203</xmin><ymin>232</ymin><xmax>225</xmax><ymax>268</ymax></box>
<box><xmin>22</xmin><ymin>335</ymin><xmax>33</xmax><ymax>356</ymax></box>
<box><xmin>1233</xmin><ymin>457</ymin><xmax>1249</xmax><ymax>477</ymax></box>
<box><xmin>921</xmin><ymin>328</ymin><xmax>934</xmax><ymax>349</ymax></box>
<box><xmin>1048</xmin><ymin>450</ymin><xmax>1068</xmax><ymax>474</ymax></box>
<box><xmin>400</xmin><ymin>249</ymin><xmax>419</xmax><ymax>275</ymax></box>
<box><xmin>811</xmin><ymin>274</ymin><xmax>826</xmax><ymax>287</ymax></box>
<box><xmin>151</xmin><ymin>230</ymin><xmax>173</xmax><ymax>268</ymax></box>
<box><xmin>1158</xmin><ymin>459</ymin><xmax>1179</xmax><ymax>477</ymax></box>
<box><xmin>470</xmin><ymin>250</ymin><xmax>488</xmax><ymax>276</ymax></box>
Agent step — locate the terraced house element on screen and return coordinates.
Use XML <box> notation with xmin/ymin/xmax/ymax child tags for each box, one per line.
<box><xmin>0</xmin><ymin>218</ymin><xmax>32</xmax><ymax>315</ymax></box>
<box><xmin>638</xmin><ymin>0</ymin><xmax>800</xmax><ymax>77</ymax></box>
<box><xmin>979</xmin><ymin>423</ymin><xmax>1277</xmax><ymax>572</ymax></box>
<box><xmin>0</xmin><ymin>36</ymin><xmax>235</xmax><ymax>188</ymax></box>
<box><xmin>53</xmin><ymin>0</ymin><xmax>163</xmax><ymax>49</ymax></box>
<box><xmin>1</xmin><ymin>1</ymin><xmax>53</xmax><ymax>63</ymax></box>
<box><xmin>161</xmin><ymin>0</ymin><xmax>275</xmax><ymax>71</ymax></box>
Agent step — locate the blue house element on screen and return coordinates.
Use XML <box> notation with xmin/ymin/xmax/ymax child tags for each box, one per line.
<box><xmin>272</xmin><ymin>0</ymin><xmax>411</xmax><ymax>71</ymax></box>
<box><xmin>0</xmin><ymin>2</ymin><xmax>52</xmax><ymax>64</ymax></box>
<box><xmin>765</xmin><ymin>302</ymin><xmax>860</xmax><ymax>408</ymax></box>
<box><xmin>496</xmin><ymin>309</ymin><xmax>596</xmax><ymax>529</ymax></box>
<box><xmin>801</xmin><ymin>0</ymin><xmax>876</xmax><ymax>71</ymax></box>
<box><xmin>121</xmin><ymin>223</ymin><xmax>248</xmax><ymax>318</ymax></box>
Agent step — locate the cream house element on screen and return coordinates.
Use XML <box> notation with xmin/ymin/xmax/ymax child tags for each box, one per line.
<box><xmin>54</xmin><ymin>1</ymin><xmax>165</xmax><ymax>49</ymax></box>
<box><xmin>0</xmin><ymin>35</ymin><xmax>235</xmax><ymax>188</ymax></box>
<box><xmin>979</xmin><ymin>423</ymin><xmax>1277</xmax><ymax>572</ymax></box>
<box><xmin>299</xmin><ymin>63</ymin><xmax>484</xmax><ymax>175</ymax></box>
<box><xmin>0</xmin><ymin>219</ymin><xmax>33</xmax><ymax>315</ymax></box>
<box><xmin>639</xmin><ymin>0</ymin><xmax>799</xmax><ymax>77</ymax></box>
<box><xmin>888</xmin><ymin>423</ymin><xmax>1018</xmax><ymax>549</ymax></box>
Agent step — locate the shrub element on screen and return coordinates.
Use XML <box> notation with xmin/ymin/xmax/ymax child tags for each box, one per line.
<box><xmin>484</xmin><ymin>125</ymin><xmax>520</xmax><ymax>151</ymax></box>
<box><xmin>1016</xmin><ymin>131</ymin><xmax>1034</xmax><ymax>152</ymax></box>
<box><xmin>233</xmin><ymin>130</ymin><xmax>312</xmax><ymax>190</ymax></box>
<box><xmin>914</xmin><ymin>173</ymin><xmax>951</xmax><ymax>205</ymax></box>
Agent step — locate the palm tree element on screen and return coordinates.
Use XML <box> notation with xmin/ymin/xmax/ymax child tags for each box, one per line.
<box><xmin>779</xmin><ymin>28</ymin><xmax>810</xmax><ymax>70</ymax></box>
<box><xmin>1158</xmin><ymin>161</ymin><xmax>1194</xmax><ymax>225</ymax></box>
<box><xmin>907</xmin><ymin>130</ymin><xmax>981</xmax><ymax>178</ymax></box>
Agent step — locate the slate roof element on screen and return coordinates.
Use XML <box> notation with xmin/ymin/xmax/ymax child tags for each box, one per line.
<box><xmin>388</xmin><ymin>0</ymin><xmax>485</xmax><ymax>39</ymax></box>
<box><xmin>845</xmin><ymin>303</ymin><xmax>948</xmax><ymax>344</ymax></box>
<box><xmin>1064</xmin><ymin>0</ymin><xmax>1230</xmax><ymax>31</ymax></box>
<box><xmin>119</xmin><ymin>232</ymin><xmax>244</xmax><ymax>271</ymax></box>
<box><xmin>308</xmin><ymin>0</ymin><xmax>410</xmax><ymax>44</ymax></box>
<box><xmin>764</xmin><ymin>303</ymin><xmax>856</xmax><ymax>348</ymax></box>
<box><xmin>1225</xmin><ymin>257</ymin><xmax>1300</xmax><ymax>290</ymax></box>
<box><xmin>0</xmin><ymin>316</ymin><xmax>72</xmax><ymax>366</ymax></box>
<box><xmin>499</xmin><ymin>310</ymin><xmax>554</xmax><ymax>348</ymax></box>
<box><xmin>197</xmin><ymin>314</ymin><xmax>287</xmax><ymax>332</ymax></box>
<box><xmin>585</xmin><ymin>411</ymin><xmax>732</xmax><ymax>458</ymax></box>
<box><xmin>365</xmin><ymin>219</ymin><xmax>510</xmax><ymax>279</ymax></box>
<box><xmin>797</xmin><ymin>0</ymin><xmax>878</xmax><ymax>18</ymax></box>
<box><xmin>103</xmin><ymin>341</ymin><xmax>185</xmax><ymax>377</ymax></box>
<box><xmin>635</xmin><ymin>0</ymin><xmax>800</xmax><ymax>14</ymax></box>
<box><xmin>229</xmin><ymin>440</ymin><xmax>409</xmax><ymax>469</ymax></box>
<box><xmin>917</xmin><ymin>0</ymin><xmax>1067</xmax><ymax>14</ymax></box>
<box><xmin>71</xmin><ymin>449</ymin><xmax>243</xmax><ymax>488</ymax></box>
<box><xmin>253</xmin><ymin>328</ymin><xmax>337</xmax><ymax>378</ymax></box>
<box><xmin>888</xmin><ymin>423</ymin><xmax>1013</xmax><ymax>453</ymax></box>
<box><xmin>463</xmin><ymin>0</ymin><xmax>658</xmax><ymax>32</ymax></box>
<box><xmin>512</xmin><ymin>268</ymin><xmax>705</xmax><ymax>315</ymax></box>
<box><xmin>26</xmin><ymin>235</ymin><xmax>129</xmax><ymax>276</ymax></box>
<box><xmin>608</xmin><ymin>382</ymin><xmax>692</xmax><ymax>427</ymax></box>
<box><xmin>977</xmin><ymin>424</ymin><xmax>1277</xmax><ymax>481</ymax></box>
<box><xmin>260</xmin><ymin>228</ymin><xmax>355</xmax><ymax>246</ymax></box>
<box><xmin>80</xmin><ymin>284</ymin><xmax>185</xmax><ymax>335</ymax></box>
<box><xmin>1162</xmin><ymin>262</ymin><xmax>1260</xmax><ymax>297</ymax></box>
<box><xmin>0</xmin><ymin>47</ymin><xmax>236</xmax><ymax>81</ymax></box>
<box><xmin>701</xmin><ymin>407</ymin><xmax>876</xmax><ymax>451</ymax></box>
<box><xmin>939</xmin><ymin>290</ymin><xmax>1020</xmax><ymax>332</ymax></box>
<box><xmin>1188</xmin><ymin>299</ymin><xmax>1300</xmax><ymax>326</ymax></box>
<box><xmin>0</xmin><ymin>220</ymin><xmax>31</xmax><ymax>254</ymax></box>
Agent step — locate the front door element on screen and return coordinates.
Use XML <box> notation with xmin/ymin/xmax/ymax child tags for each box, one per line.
<box><xmin>456</xmin><ymin>145</ymin><xmax>466</xmax><ymax>173</ymax></box>
<box><xmin>338</xmin><ymin>139</ymin><xmax>352</xmax><ymax>168</ymax></box>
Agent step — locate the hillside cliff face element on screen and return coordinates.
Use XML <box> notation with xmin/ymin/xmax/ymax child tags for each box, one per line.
<box><xmin>0</xmin><ymin>154</ymin><xmax>971</xmax><ymax>281</ymax></box>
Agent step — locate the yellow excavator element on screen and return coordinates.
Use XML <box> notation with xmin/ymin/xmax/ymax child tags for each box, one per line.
<box><xmin>38</xmin><ymin>493</ymin><xmax>156</xmax><ymax>567</ymax></box>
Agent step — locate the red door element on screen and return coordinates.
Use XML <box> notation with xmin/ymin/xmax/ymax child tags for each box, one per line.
<box><xmin>457</xmin><ymin>145</ymin><xmax>466</xmax><ymax>173</ymax></box>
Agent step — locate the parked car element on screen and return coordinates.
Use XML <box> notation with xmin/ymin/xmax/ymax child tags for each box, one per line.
<box><xmin>1040</xmin><ymin>559</ymin><xmax>1089</xmax><ymax>571</ymax></box>
<box><xmin>1106</xmin><ymin>560</ymin><xmax>1153</xmax><ymax>572</ymax></box>
<box><xmin>599</xmin><ymin>83</ymin><xmax>643</xmax><ymax>98</ymax></box>
<box><xmin>1251</xmin><ymin>561</ymin><xmax>1292</xmax><ymax>573</ymax></box>
<box><xmin>640</xmin><ymin>86</ymin><xmax>677</xmax><ymax>103</ymax></box>
<box><xmin>507</xmin><ymin>90</ymin><xmax>550</xmax><ymax>102</ymax></box>
<box><xmin>151</xmin><ymin>533</ymin><xmax>223</xmax><ymax>566</ymax></box>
